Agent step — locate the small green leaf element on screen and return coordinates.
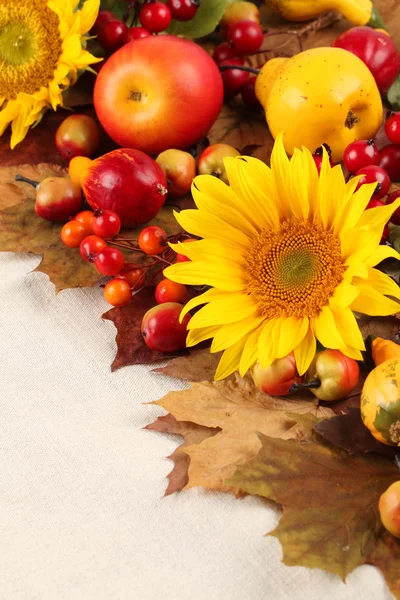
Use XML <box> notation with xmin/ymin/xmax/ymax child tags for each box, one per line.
<box><xmin>167</xmin><ymin>0</ymin><xmax>232</xmax><ymax>39</ymax></box>
<box><xmin>388</xmin><ymin>75</ymin><xmax>400</xmax><ymax>110</ymax></box>
<box><xmin>100</xmin><ymin>0</ymin><xmax>127</xmax><ymax>20</ymax></box>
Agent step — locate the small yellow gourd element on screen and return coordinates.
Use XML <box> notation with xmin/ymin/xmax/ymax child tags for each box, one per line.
<box><xmin>361</xmin><ymin>359</ymin><xmax>400</xmax><ymax>446</ymax></box>
<box><xmin>371</xmin><ymin>337</ymin><xmax>400</xmax><ymax>367</ymax></box>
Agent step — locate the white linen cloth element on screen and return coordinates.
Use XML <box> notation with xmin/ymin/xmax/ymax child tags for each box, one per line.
<box><xmin>0</xmin><ymin>252</ymin><xmax>394</xmax><ymax>600</ymax></box>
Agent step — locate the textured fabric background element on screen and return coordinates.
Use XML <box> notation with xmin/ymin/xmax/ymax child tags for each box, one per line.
<box><xmin>0</xmin><ymin>252</ymin><xmax>394</xmax><ymax>600</ymax></box>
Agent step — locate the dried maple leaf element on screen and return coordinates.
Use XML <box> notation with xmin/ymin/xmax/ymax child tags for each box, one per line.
<box><xmin>315</xmin><ymin>408</ymin><xmax>397</xmax><ymax>457</ymax></box>
<box><xmin>0</xmin><ymin>163</ymin><xmax>66</xmax><ymax>211</ymax></box>
<box><xmin>227</xmin><ymin>428</ymin><xmax>400</xmax><ymax>597</ymax></box>
<box><xmin>153</xmin><ymin>349</ymin><xmax>221</xmax><ymax>382</ymax></box>
<box><xmin>358</xmin><ymin>315</ymin><xmax>400</xmax><ymax>343</ymax></box>
<box><xmin>145</xmin><ymin>414</ymin><xmax>219</xmax><ymax>495</ymax></box>
<box><xmin>103</xmin><ymin>287</ymin><xmax>189</xmax><ymax>371</ymax></box>
<box><xmin>0</xmin><ymin>198</ymin><xmax>100</xmax><ymax>292</ymax></box>
<box><xmin>150</xmin><ymin>375</ymin><xmax>334</xmax><ymax>495</ymax></box>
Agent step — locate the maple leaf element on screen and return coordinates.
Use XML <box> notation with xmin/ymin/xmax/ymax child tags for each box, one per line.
<box><xmin>149</xmin><ymin>375</ymin><xmax>334</xmax><ymax>495</ymax></box>
<box><xmin>315</xmin><ymin>408</ymin><xmax>398</xmax><ymax>457</ymax></box>
<box><xmin>145</xmin><ymin>414</ymin><xmax>219</xmax><ymax>495</ymax></box>
<box><xmin>227</xmin><ymin>427</ymin><xmax>400</xmax><ymax>598</ymax></box>
<box><xmin>103</xmin><ymin>287</ymin><xmax>189</xmax><ymax>371</ymax></box>
<box><xmin>153</xmin><ymin>349</ymin><xmax>221</xmax><ymax>382</ymax></box>
<box><xmin>0</xmin><ymin>163</ymin><xmax>66</xmax><ymax>211</ymax></box>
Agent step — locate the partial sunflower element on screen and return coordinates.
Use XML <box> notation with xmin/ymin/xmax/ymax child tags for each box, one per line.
<box><xmin>0</xmin><ymin>0</ymin><xmax>101</xmax><ymax>149</ymax></box>
<box><xmin>164</xmin><ymin>134</ymin><xmax>400</xmax><ymax>381</ymax></box>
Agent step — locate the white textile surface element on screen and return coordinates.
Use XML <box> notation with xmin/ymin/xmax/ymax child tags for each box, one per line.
<box><xmin>0</xmin><ymin>252</ymin><xmax>394</xmax><ymax>600</ymax></box>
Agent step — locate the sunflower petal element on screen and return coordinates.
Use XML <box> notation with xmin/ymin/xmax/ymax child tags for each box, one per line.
<box><xmin>276</xmin><ymin>316</ymin><xmax>309</xmax><ymax>359</ymax></box>
<box><xmin>288</xmin><ymin>150</ymin><xmax>310</xmax><ymax>220</ymax></box>
<box><xmin>164</xmin><ymin>261</ymin><xmax>245</xmax><ymax>292</ymax></box>
<box><xmin>78</xmin><ymin>0</ymin><xmax>100</xmax><ymax>33</ymax></box>
<box><xmin>365</xmin><ymin>245</ymin><xmax>400</xmax><ymax>267</ymax></box>
<box><xmin>354</xmin><ymin>267</ymin><xmax>400</xmax><ymax>301</ymax></box>
<box><xmin>357</xmin><ymin>198</ymin><xmax>400</xmax><ymax>228</ymax></box>
<box><xmin>187</xmin><ymin>293</ymin><xmax>257</xmax><ymax>329</ymax></box>
<box><xmin>270</xmin><ymin>133</ymin><xmax>291</xmax><ymax>218</ymax></box>
<box><xmin>294</xmin><ymin>325</ymin><xmax>316</xmax><ymax>376</ymax></box>
<box><xmin>239</xmin><ymin>323</ymin><xmax>264</xmax><ymax>377</ymax></box>
<box><xmin>319</xmin><ymin>164</ymin><xmax>347</xmax><ymax>230</ymax></box>
<box><xmin>330</xmin><ymin>306</ymin><xmax>365</xmax><ymax>351</ymax></box>
<box><xmin>169</xmin><ymin>239</ymin><xmax>246</xmax><ymax>268</ymax></box>
<box><xmin>186</xmin><ymin>326</ymin><xmax>219</xmax><ymax>347</ymax></box>
<box><xmin>312</xmin><ymin>306</ymin><xmax>344</xmax><ymax>349</ymax></box>
<box><xmin>330</xmin><ymin>281</ymin><xmax>360</xmax><ymax>308</ymax></box>
<box><xmin>178</xmin><ymin>288</ymin><xmax>227</xmax><ymax>321</ymax></box>
<box><xmin>350</xmin><ymin>286</ymin><xmax>400</xmax><ymax>316</ymax></box>
<box><xmin>258</xmin><ymin>317</ymin><xmax>283</xmax><ymax>369</ymax></box>
<box><xmin>215</xmin><ymin>337</ymin><xmax>247</xmax><ymax>380</ymax></box>
<box><xmin>211</xmin><ymin>314</ymin><xmax>264</xmax><ymax>353</ymax></box>
<box><xmin>174</xmin><ymin>210</ymin><xmax>250</xmax><ymax>249</ymax></box>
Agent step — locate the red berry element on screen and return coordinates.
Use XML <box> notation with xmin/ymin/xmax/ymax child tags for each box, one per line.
<box><xmin>219</xmin><ymin>59</ymin><xmax>249</xmax><ymax>98</ymax></box>
<box><xmin>175</xmin><ymin>238</ymin><xmax>196</xmax><ymax>262</ymax></box>
<box><xmin>212</xmin><ymin>42</ymin><xmax>244</xmax><ymax>64</ymax></box>
<box><xmin>366</xmin><ymin>198</ymin><xmax>385</xmax><ymax>210</ymax></box>
<box><xmin>92</xmin><ymin>10</ymin><xmax>117</xmax><ymax>36</ymax></box>
<box><xmin>61</xmin><ymin>221</ymin><xmax>87</xmax><ymax>248</ymax></box>
<box><xmin>386</xmin><ymin>112</ymin><xmax>400</xmax><ymax>145</ymax></box>
<box><xmin>97</xmin><ymin>19</ymin><xmax>128</xmax><ymax>53</ymax></box>
<box><xmin>386</xmin><ymin>190</ymin><xmax>400</xmax><ymax>225</ymax></box>
<box><xmin>117</xmin><ymin>267</ymin><xmax>145</xmax><ymax>288</ymax></box>
<box><xmin>227</xmin><ymin>20</ymin><xmax>263</xmax><ymax>56</ymax></box>
<box><xmin>379</xmin><ymin>144</ymin><xmax>400</xmax><ymax>182</ymax></box>
<box><xmin>94</xmin><ymin>247</ymin><xmax>125</xmax><ymax>276</ymax></box>
<box><xmin>139</xmin><ymin>2</ymin><xmax>172</xmax><ymax>33</ymax></box>
<box><xmin>122</xmin><ymin>27</ymin><xmax>151</xmax><ymax>44</ymax></box>
<box><xmin>104</xmin><ymin>279</ymin><xmax>132</xmax><ymax>307</ymax></box>
<box><xmin>167</xmin><ymin>0</ymin><xmax>199</xmax><ymax>21</ymax></box>
<box><xmin>343</xmin><ymin>139</ymin><xmax>380</xmax><ymax>174</ymax></box>
<box><xmin>138</xmin><ymin>226</ymin><xmax>168</xmax><ymax>255</ymax></box>
<box><xmin>92</xmin><ymin>209</ymin><xmax>121</xmax><ymax>239</ymax></box>
<box><xmin>141</xmin><ymin>302</ymin><xmax>191</xmax><ymax>352</ymax></box>
<box><xmin>355</xmin><ymin>165</ymin><xmax>391</xmax><ymax>199</ymax></box>
<box><xmin>155</xmin><ymin>279</ymin><xmax>188</xmax><ymax>304</ymax></box>
<box><xmin>74</xmin><ymin>210</ymin><xmax>95</xmax><ymax>236</ymax></box>
<box><xmin>312</xmin><ymin>145</ymin><xmax>334</xmax><ymax>174</ymax></box>
<box><xmin>381</xmin><ymin>223</ymin><xmax>390</xmax><ymax>244</ymax></box>
<box><xmin>79</xmin><ymin>235</ymin><xmax>107</xmax><ymax>262</ymax></box>
<box><xmin>240</xmin><ymin>77</ymin><xmax>262</xmax><ymax>110</ymax></box>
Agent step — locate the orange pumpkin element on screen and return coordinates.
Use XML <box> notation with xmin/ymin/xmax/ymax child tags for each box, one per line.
<box><xmin>371</xmin><ymin>337</ymin><xmax>400</xmax><ymax>367</ymax></box>
<box><xmin>361</xmin><ymin>358</ymin><xmax>400</xmax><ymax>446</ymax></box>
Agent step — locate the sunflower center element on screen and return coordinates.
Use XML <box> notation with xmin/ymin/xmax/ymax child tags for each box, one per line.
<box><xmin>0</xmin><ymin>0</ymin><xmax>62</xmax><ymax>99</ymax></box>
<box><xmin>245</xmin><ymin>218</ymin><xmax>346</xmax><ymax>319</ymax></box>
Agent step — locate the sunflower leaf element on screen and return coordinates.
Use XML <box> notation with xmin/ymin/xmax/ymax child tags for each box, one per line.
<box><xmin>226</xmin><ymin>428</ymin><xmax>400</xmax><ymax>597</ymax></box>
<box><xmin>147</xmin><ymin>374</ymin><xmax>334</xmax><ymax>495</ymax></box>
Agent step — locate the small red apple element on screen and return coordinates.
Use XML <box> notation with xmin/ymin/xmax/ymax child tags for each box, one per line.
<box><xmin>93</xmin><ymin>35</ymin><xmax>224</xmax><ymax>155</ymax></box>
<box><xmin>141</xmin><ymin>302</ymin><xmax>191</xmax><ymax>352</ymax></box>
<box><xmin>252</xmin><ymin>353</ymin><xmax>301</xmax><ymax>396</ymax></box>
<box><xmin>197</xmin><ymin>143</ymin><xmax>240</xmax><ymax>184</ymax></box>
<box><xmin>55</xmin><ymin>115</ymin><xmax>101</xmax><ymax>159</ymax></box>
<box><xmin>379</xmin><ymin>481</ymin><xmax>400</xmax><ymax>538</ymax></box>
<box><xmin>156</xmin><ymin>149</ymin><xmax>196</xmax><ymax>198</ymax></box>
<box><xmin>15</xmin><ymin>174</ymin><xmax>82</xmax><ymax>222</ymax></box>
<box><xmin>82</xmin><ymin>148</ymin><xmax>168</xmax><ymax>228</ymax></box>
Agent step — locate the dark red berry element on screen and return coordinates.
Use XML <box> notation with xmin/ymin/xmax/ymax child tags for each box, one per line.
<box><xmin>122</xmin><ymin>27</ymin><xmax>151</xmax><ymax>44</ymax></box>
<box><xmin>92</xmin><ymin>10</ymin><xmax>117</xmax><ymax>36</ymax></box>
<box><xmin>227</xmin><ymin>20</ymin><xmax>263</xmax><ymax>56</ymax></box>
<box><xmin>386</xmin><ymin>190</ymin><xmax>400</xmax><ymax>225</ymax></box>
<box><xmin>139</xmin><ymin>2</ymin><xmax>172</xmax><ymax>33</ymax></box>
<box><xmin>365</xmin><ymin>198</ymin><xmax>385</xmax><ymax>210</ymax></box>
<box><xmin>381</xmin><ymin>223</ymin><xmax>390</xmax><ymax>244</ymax></box>
<box><xmin>355</xmin><ymin>165</ymin><xmax>391</xmax><ymax>199</ymax></box>
<box><xmin>343</xmin><ymin>139</ymin><xmax>380</xmax><ymax>174</ymax></box>
<box><xmin>312</xmin><ymin>144</ymin><xmax>334</xmax><ymax>173</ymax></box>
<box><xmin>212</xmin><ymin>42</ymin><xmax>244</xmax><ymax>65</ymax></box>
<box><xmin>92</xmin><ymin>209</ymin><xmax>121</xmax><ymax>239</ymax></box>
<box><xmin>167</xmin><ymin>0</ymin><xmax>199</xmax><ymax>21</ymax></box>
<box><xmin>379</xmin><ymin>144</ymin><xmax>400</xmax><ymax>182</ymax></box>
<box><xmin>386</xmin><ymin>112</ymin><xmax>400</xmax><ymax>145</ymax></box>
<box><xmin>219</xmin><ymin>59</ymin><xmax>249</xmax><ymax>98</ymax></box>
<box><xmin>240</xmin><ymin>77</ymin><xmax>262</xmax><ymax>110</ymax></box>
<box><xmin>97</xmin><ymin>19</ymin><xmax>128</xmax><ymax>53</ymax></box>
<box><xmin>94</xmin><ymin>247</ymin><xmax>125</xmax><ymax>276</ymax></box>
<box><xmin>79</xmin><ymin>235</ymin><xmax>107</xmax><ymax>262</ymax></box>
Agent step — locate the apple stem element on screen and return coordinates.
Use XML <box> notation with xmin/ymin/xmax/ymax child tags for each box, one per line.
<box><xmin>219</xmin><ymin>65</ymin><xmax>260</xmax><ymax>75</ymax></box>
<box><xmin>289</xmin><ymin>379</ymin><xmax>321</xmax><ymax>393</ymax></box>
<box><xmin>14</xmin><ymin>175</ymin><xmax>39</xmax><ymax>189</ymax></box>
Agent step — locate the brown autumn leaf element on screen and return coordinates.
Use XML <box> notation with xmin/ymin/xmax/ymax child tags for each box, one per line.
<box><xmin>0</xmin><ymin>163</ymin><xmax>66</xmax><ymax>211</ymax></box>
<box><xmin>145</xmin><ymin>414</ymin><xmax>219</xmax><ymax>495</ymax></box>
<box><xmin>314</xmin><ymin>407</ymin><xmax>397</xmax><ymax>457</ymax></box>
<box><xmin>359</xmin><ymin>315</ymin><xmax>400</xmax><ymax>343</ymax></box>
<box><xmin>103</xmin><ymin>286</ymin><xmax>189</xmax><ymax>371</ymax></box>
<box><xmin>227</xmin><ymin>427</ymin><xmax>400</xmax><ymax>598</ymax></box>
<box><xmin>150</xmin><ymin>374</ymin><xmax>334</xmax><ymax>495</ymax></box>
<box><xmin>153</xmin><ymin>348</ymin><xmax>221</xmax><ymax>382</ymax></box>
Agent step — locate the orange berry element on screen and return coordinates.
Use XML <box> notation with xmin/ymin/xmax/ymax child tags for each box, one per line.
<box><xmin>104</xmin><ymin>278</ymin><xmax>132</xmax><ymax>307</ymax></box>
<box><xmin>68</xmin><ymin>156</ymin><xmax>92</xmax><ymax>187</ymax></box>
<box><xmin>117</xmin><ymin>268</ymin><xmax>145</xmax><ymax>289</ymax></box>
<box><xmin>74</xmin><ymin>210</ymin><xmax>95</xmax><ymax>236</ymax></box>
<box><xmin>61</xmin><ymin>220</ymin><xmax>87</xmax><ymax>248</ymax></box>
<box><xmin>155</xmin><ymin>279</ymin><xmax>187</xmax><ymax>304</ymax></box>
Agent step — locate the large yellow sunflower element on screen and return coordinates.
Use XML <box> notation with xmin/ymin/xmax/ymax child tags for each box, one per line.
<box><xmin>0</xmin><ymin>0</ymin><xmax>101</xmax><ymax>149</ymax></box>
<box><xmin>165</xmin><ymin>134</ymin><xmax>400</xmax><ymax>381</ymax></box>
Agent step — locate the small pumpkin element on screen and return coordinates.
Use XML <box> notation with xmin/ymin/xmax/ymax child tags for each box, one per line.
<box><xmin>361</xmin><ymin>358</ymin><xmax>400</xmax><ymax>446</ymax></box>
<box><xmin>371</xmin><ymin>337</ymin><xmax>400</xmax><ymax>367</ymax></box>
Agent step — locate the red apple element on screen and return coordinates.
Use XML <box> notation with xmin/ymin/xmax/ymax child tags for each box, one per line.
<box><xmin>251</xmin><ymin>353</ymin><xmax>301</xmax><ymax>396</ymax></box>
<box><xmin>141</xmin><ymin>302</ymin><xmax>191</xmax><ymax>352</ymax></box>
<box><xmin>93</xmin><ymin>35</ymin><xmax>224</xmax><ymax>155</ymax></box>
<box><xmin>156</xmin><ymin>149</ymin><xmax>196</xmax><ymax>198</ymax></box>
<box><xmin>55</xmin><ymin>115</ymin><xmax>101</xmax><ymax>159</ymax></box>
<box><xmin>82</xmin><ymin>148</ymin><xmax>168</xmax><ymax>228</ymax></box>
<box><xmin>15</xmin><ymin>174</ymin><xmax>82</xmax><ymax>222</ymax></box>
<box><xmin>379</xmin><ymin>481</ymin><xmax>400</xmax><ymax>538</ymax></box>
<box><xmin>197</xmin><ymin>143</ymin><xmax>240</xmax><ymax>184</ymax></box>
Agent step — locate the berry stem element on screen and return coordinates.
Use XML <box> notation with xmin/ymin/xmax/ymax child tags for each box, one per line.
<box><xmin>14</xmin><ymin>174</ymin><xmax>39</xmax><ymax>189</ymax></box>
<box><xmin>219</xmin><ymin>65</ymin><xmax>260</xmax><ymax>75</ymax></box>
